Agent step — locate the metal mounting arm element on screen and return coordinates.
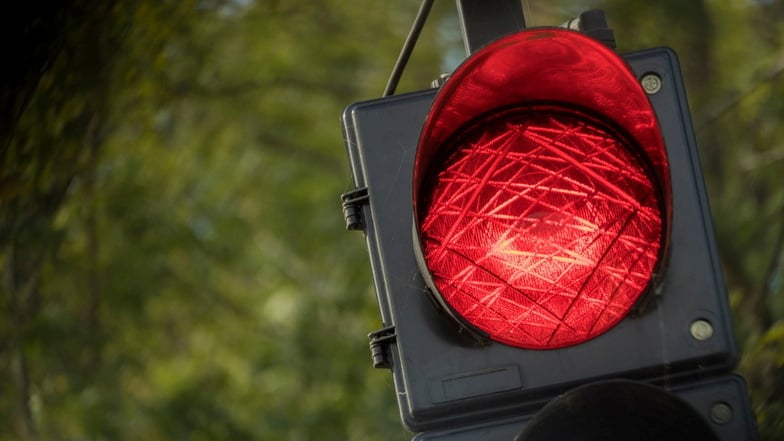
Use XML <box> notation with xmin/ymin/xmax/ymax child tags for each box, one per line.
<box><xmin>456</xmin><ymin>0</ymin><xmax>526</xmax><ymax>55</ymax></box>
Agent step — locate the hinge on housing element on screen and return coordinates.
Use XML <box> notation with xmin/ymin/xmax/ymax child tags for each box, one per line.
<box><xmin>341</xmin><ymin>187</ymin><xmax>369</xmax><ymax>231</ymax></box>
<box><xmin>368</xmin><ymin>325</ymin><xmax>396</xmax><ymax>369</ymax></box>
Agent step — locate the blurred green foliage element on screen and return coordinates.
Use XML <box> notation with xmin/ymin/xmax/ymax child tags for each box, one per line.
<box><xmin>0</xmin><ymin>1</ymin><xmax>782</xmax><ymax>440</ymax></box>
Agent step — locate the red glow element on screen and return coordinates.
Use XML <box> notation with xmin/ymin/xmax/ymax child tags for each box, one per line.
<box><xmin>413</xmin><ymin>29</ymin><xmax>669</xmax><ymax>349</ymax></box>
<box><xmin>419</xmin><ymin>107</ymin><xmax>662</xmax><ymax>349</ymax></box>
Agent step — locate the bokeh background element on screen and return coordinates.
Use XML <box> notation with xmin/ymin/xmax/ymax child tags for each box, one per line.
<box><xmin>1</xmin><ymin>1</ymin><xmax>783</xmax><ymax>440</ymax></box>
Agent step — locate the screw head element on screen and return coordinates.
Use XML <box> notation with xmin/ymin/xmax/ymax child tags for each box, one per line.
<box><xmin>641</xmin><ymin>73</ymin><xmax>662</xmax><ymax>94</ymax></box>
<box><xmin>710</xmin><ymin>402</ymin><xmax>733</xmax><ymax>425</ymax></box>
<box><xmin>690</xmin><ymin>319</ymin><xmax>714</xmax><ymax>341</ymax></box>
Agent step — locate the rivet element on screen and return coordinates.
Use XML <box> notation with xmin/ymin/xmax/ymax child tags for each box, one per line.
<box><xmin>641</xmin><ymin>73</ymin><xmax>662</xmax><ymax>94</ymax></box>
<box><xmin>710</xmin><ymin>402</ymin><xmax>733</xmax><ymax>425</ymax></box>
<box><xmin>690</xmin><ymin>319</ymin><xmax>714</xmax><ymax>341</ymax></box>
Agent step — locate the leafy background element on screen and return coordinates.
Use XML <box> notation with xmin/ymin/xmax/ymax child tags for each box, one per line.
<box><xmin>1</xmin><ymin>0</ymin><xmax>782</xmax><ymax>440</ymax></box>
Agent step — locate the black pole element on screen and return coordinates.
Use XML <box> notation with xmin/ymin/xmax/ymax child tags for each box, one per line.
<box><xmin>456</xmin><ymin>0</ymin><xmax>525</xmax><ymax>55</ymax></box>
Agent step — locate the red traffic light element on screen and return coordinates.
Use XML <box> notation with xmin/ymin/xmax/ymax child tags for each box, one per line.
<box><xmin>413</xmin><ymin>29</ymin><xmax>672</xmax><ymax>349</ymax></box>
<box><xmin>342</xmin><ymin>15</ymin><xmax>754</xmax><ymax>437</ymax></box>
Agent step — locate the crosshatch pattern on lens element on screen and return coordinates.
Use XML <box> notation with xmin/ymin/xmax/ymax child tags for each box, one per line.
<box><xmin>418</xmin><ymin>105</ymin><xmax>664</xmax><ymax>350</ymax></box>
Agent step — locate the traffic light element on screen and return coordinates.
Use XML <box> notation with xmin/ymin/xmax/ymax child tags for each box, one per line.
<box><xmin>340</xmin><ymin>8</ymin><xmax>758</xmax><ymax>441</ymax></box>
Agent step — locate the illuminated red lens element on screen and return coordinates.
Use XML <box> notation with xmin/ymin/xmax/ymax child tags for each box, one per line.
<box><xmin>418</xmin><ymin>106</ymin><xmax>662</xmax><ymax>349</ymax></box>
<box><xmin>413</xmin><ymin>29</ymin><xmax>670</xmax><ymax>349</ymax></box>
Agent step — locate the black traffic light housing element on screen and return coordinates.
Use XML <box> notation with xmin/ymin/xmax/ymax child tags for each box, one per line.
<box><xmin>340</xmin><ymin>7</ymin><xmax>758</xmax><ymax>441</ymax></box>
